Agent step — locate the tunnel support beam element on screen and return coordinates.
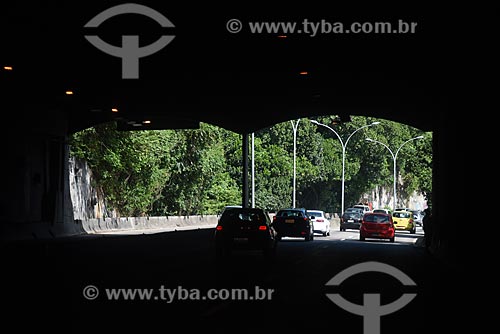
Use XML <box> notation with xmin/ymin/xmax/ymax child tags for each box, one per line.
<box><xmin>242</xmin><ymin>133</ymin><xmax>250</xmax><ymax>208</ymax></box>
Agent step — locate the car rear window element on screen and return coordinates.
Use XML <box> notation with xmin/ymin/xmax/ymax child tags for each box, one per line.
<box><xmin>364</xmin><ymin>214</ymin><xmax>390</xmax><ymax>223</ymax></box>
<box><xmin>308</xmin><ymin>211</ymin><xmax>323</xmax><ymax>217</ymax></box>
<box><xmin>277</xmin><ymin>210</ymin><xmax>305</xmax><ymax>218</ymax></box>
<box><xmin>220</xmin><ymin>209</ymin><xmax>266</xmax><ymax>223</ymax></box>
<box><xmin>393</xmin><ymin>212</ymin><xmax>411</xmax><ymax>218</ymax></box>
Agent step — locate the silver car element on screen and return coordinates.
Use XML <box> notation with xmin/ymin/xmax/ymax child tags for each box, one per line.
<box><xmin>411</xmin><ymin>210</ymin><xmax>424</xmax><ymax>226</ymax></box>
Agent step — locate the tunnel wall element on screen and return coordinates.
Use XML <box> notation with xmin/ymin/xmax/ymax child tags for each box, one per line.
<box><xmin>0</xmin><ymin>125</ymin><xmax>76</xmax><ymax>240</ymax></box>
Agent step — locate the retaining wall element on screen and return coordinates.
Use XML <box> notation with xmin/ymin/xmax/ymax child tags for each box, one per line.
<box><xmin>81</xmin><ymin>215</ymin><xmax>219</xmax><ymax>234</ymax></box>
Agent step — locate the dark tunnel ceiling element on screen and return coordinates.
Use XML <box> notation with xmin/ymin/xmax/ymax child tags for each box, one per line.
<box><xmin>0</xmin><ymin>2</ymin><xmax>450</xmax><ymax>134</ymax></box>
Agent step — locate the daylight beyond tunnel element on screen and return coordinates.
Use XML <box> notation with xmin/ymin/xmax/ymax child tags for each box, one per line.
<box><xmin>67</xmin><ymin>115</ymin><xmax>431</xmax><ymax>220</ymax></box>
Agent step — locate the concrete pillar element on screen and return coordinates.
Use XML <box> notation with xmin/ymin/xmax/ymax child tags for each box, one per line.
<box><xmin>242</xmin><ymin>132</ymin><xmax>250</xmax><ymax>208</ymax></box>
<box><xmin>0</xmin><ymin>118</ymin><xmax>76</xmax><ymax>239</ymax></box>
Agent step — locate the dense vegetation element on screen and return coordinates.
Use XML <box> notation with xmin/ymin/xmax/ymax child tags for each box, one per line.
<box><xmin>69</xmin><ymin>116</ymin><xmax>432</xmax><ymax>216</ymax></box>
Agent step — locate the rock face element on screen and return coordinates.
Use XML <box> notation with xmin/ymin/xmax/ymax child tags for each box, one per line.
<box><xmin>68</xmin><ymin>157</ymin><xmax>116</xmax><ymax>220</ymax></box>
<box><xmin>365</xmin><ymin>185</ymin><xmax>427</xmax><ymax>211</ymax></box>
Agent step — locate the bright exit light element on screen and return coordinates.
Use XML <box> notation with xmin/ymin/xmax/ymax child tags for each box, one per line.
<box><xmin>299</xmin><ymin>71</ymin><xmax>308</xmax><ymax>75</ymax></box>
<box><xmin>3</xmin><ymin>66</ymin><xmax>13</xmax><ymax>71</ymax></box>
<box><xmin>111</xmin><ymin>108</ymin><xmax>119</xmax><ymax>113</ymax></box>
<box><xmin>65</xmin><ymin>91</ymin><xmax>74</xmax><ymax>95</ymax></box>
<box><xmin>142</xmin><ymin>120</ymin><xmax>151</xmax><ymax>124</ymax></box>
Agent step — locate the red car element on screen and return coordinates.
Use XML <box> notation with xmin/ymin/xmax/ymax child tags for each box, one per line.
<box><xmin>359</xmin><ymin>212</ymin><xmax>395</xmax><ymax>242</ymax></box>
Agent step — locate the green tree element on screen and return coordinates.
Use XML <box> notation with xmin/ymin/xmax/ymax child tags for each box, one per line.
<box><xmin>70</xmin><ymin>122</ymin><xmax>175</xmax><ymax>216</ymax></box>
<box><xmin>153</xmin><ymin>123</ymin><xmax>240</xmax><ymax>216</ymax></box>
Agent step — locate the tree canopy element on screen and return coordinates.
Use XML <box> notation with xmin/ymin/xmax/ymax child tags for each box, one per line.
<box><xmin>69</xmin><ymin>116</ymin><xmax>432</xmax><ymax>216</ymax></box>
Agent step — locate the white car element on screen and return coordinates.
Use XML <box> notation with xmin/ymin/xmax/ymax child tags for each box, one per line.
<box><xmin>308</xmin><ymin>210</ymin><xmax>331</xmax><ymax>236</ymax></box>
<box><xmin>353</xmin><ymin>204</ymin><xmax>372</xmax><ymax>214</ymax></box>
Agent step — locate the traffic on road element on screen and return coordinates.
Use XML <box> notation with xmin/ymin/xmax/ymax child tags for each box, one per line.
<box><xmin>3</xmin><ymin>210</ymin><xmax>462</xmax><ymax>334</ymax></box>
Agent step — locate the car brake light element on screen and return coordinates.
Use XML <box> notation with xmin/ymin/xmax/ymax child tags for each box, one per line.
<box><xmin>316</xmin><ymin>219</ymin><xmax>324</xmax><ymax>222</ymax></box>
<box><xmin>216</xmin><ymin>225</ymin><xmax>223</xmax><ymax>231</ymax></box>
<box><xmin>258</xmin><ymin>225</ymin><xmax>267</xmax><ymax>231</ymax></box>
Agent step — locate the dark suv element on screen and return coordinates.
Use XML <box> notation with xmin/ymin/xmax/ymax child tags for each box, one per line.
<box><xmin>214</xmin><ymin>207</ymin><xmax>277</xmax><ymax>258</ymax></box>
<box><xmin>272</xmin><ymin>208</ymin><xmax>314</xmax><ymax>241</ymax></box>
<box><xmin>340</xmin><ymin>207</ymin><xmax>364</xmax><ymax>231</ymax></box>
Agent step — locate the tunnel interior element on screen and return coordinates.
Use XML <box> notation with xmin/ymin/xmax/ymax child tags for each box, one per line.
<box><xmin>0</xmin><ymin>3</ymin><xmax>475</xmax><ymax>332</ymax></box>
<box><xmin>0</xmin><ymin>0</ymin><xmax>464</xmax><ymax>269</ymax></box>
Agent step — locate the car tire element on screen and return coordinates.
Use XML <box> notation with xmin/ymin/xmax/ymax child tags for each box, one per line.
<box><xmin>390</xmin><ymin>237</ymin><xmax>395</xmax><ymax>242</ymax></box>
<box><xmin>360</xmin><ymin>235</ymin><xmax>365</xmax><ymax>241</ymax></box>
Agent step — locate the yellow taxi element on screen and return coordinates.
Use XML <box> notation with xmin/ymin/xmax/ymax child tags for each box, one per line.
<box><xmin>391</xmin><ymin>210</ymin><xmax>416</xmax><ymax>234</ymax></box>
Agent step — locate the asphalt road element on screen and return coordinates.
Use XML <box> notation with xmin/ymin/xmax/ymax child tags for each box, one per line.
<box><xmin>3</xmin><ymin>225</ymin><xmax>471</xmax><ymax>333</ymax></box>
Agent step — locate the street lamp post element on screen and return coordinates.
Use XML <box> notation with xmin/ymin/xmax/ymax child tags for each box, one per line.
<box><xmin>251</xmin><ymin>132</ymin><xmax>255</xmax><ymax>208</ymax></box>
<box><xmin>310</xmin><ymin>120</ymin><xmax>380</xmax><ymax>215</ymax></box>
<box><xmin>291</xmin><ymin>119</ymin><xmax>300</xmax><ymax>208</ymax></box>
<box><xmin>365</xmin><ymin>136</ymin><xmax>424</xmax><ymax>211</ymax></box>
